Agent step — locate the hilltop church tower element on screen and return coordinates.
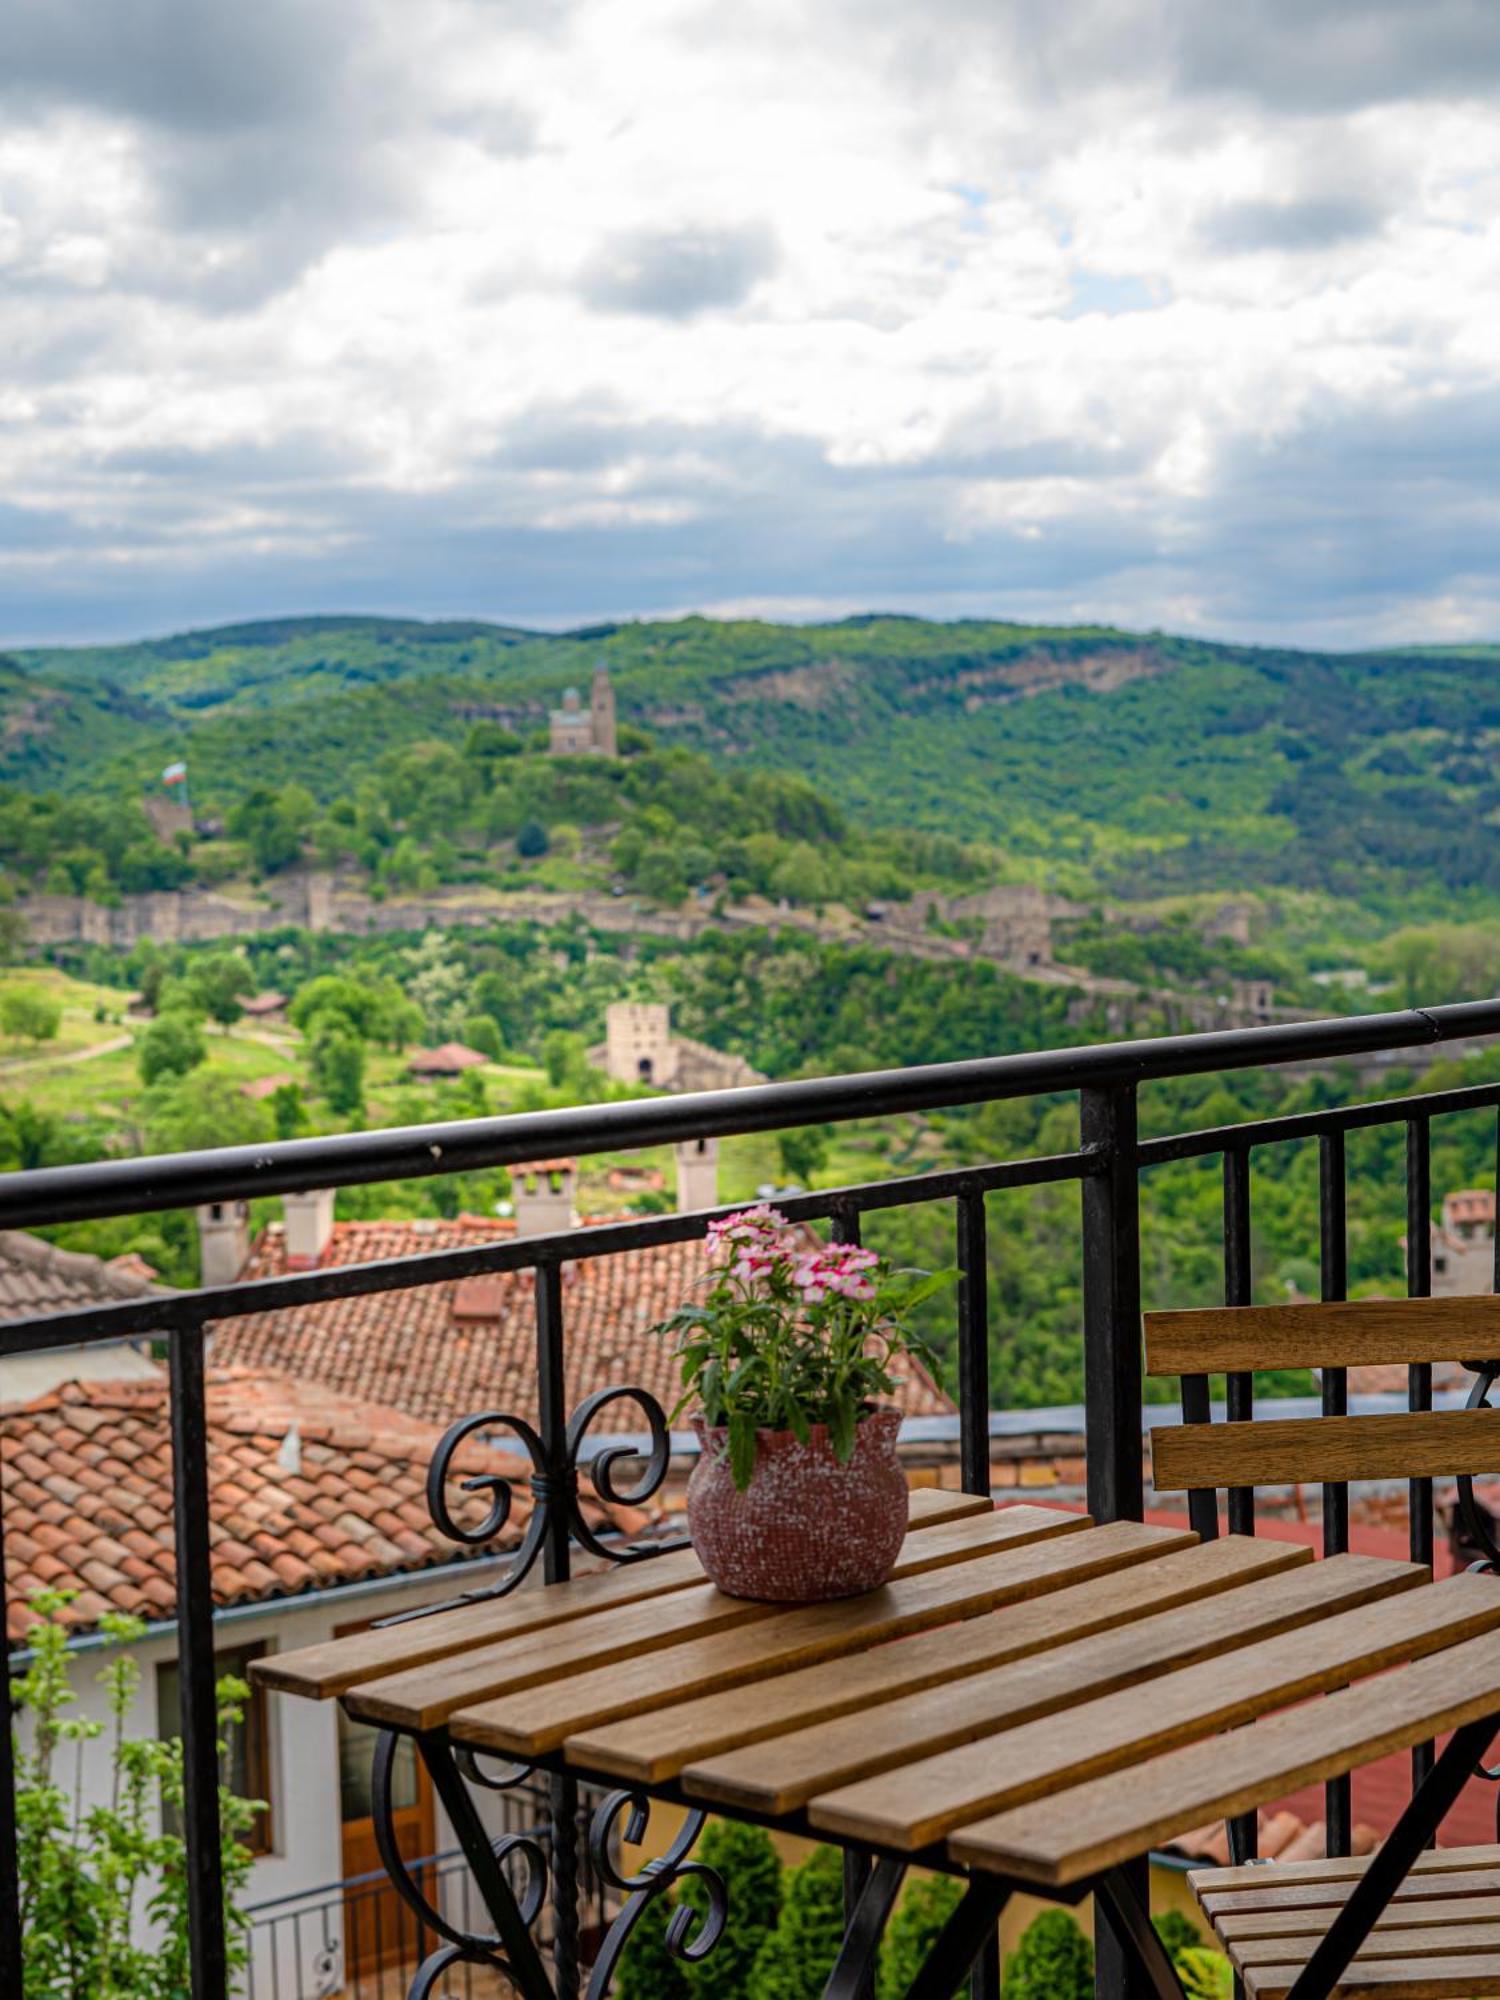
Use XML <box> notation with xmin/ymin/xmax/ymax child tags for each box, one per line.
<box><xmin>548</xmin><ymin>659</ymin><xmax>618</xmax><ymax>757</ymax></box>
<box><xmin>589</xmin><ymin>660</ymin><xmax>617</xmax><ymax>758</ymax></box>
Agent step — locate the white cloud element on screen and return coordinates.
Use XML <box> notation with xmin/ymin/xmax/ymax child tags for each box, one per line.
<box><xmin>2</xmin><ymin>0</ymin><xmax>1499</xmax><ymax>644</ymax></box>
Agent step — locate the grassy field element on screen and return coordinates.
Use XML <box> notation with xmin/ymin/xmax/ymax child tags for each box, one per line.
<box><xmin>0</xmin><ymin>970</ymin><xmax>926</xmax><ymax>1228</ymax></box>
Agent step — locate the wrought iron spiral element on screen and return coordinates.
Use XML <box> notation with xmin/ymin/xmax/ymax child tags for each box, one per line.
<box><xmin>585</xmin><ymin>1790</ymin><xmax>728</xmax><ymax>1997</ymax></box>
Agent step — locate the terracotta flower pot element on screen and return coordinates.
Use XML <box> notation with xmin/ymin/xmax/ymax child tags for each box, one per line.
<box><xmin>686</xmin><ymin>1406</ymin><xmax>907</xmax><ymax>1602</ymax></box>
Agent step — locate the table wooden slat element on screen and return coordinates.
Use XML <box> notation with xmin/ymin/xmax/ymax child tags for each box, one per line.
<box><xmin>814</xmin><ymin>1574</ymin><xmax>1500</xmax><ymax>1854</ymax></box>
<box><xmin>682</xmin><ymin>1552</ymin><xmax>1419</xmax><ymax>1816</ymax></box>
<box><xmin>257</xmin><ymin>1486</ymin><xmax>997</xmax><ymax>1703</ymax></box>
<box><xmin>350</xmin><ymin>1501</ymin><xmax>1092</xmax><ymax>1734</ymax></box>
<box><xmin>569</xmin><ymin>1535</ymin><xmax>1303</xmax><ymax>1784</ymax></box>
<box><xmin>1246</xmin><ymin>1956</ymin><xmax>1500</xmax><ymax>2000</ymax></box>
<box><xmin>444</xmin><ymin>1520</ymin><xmax>1191</xmax><ymax>1756</ymax></box>
<box><xmin>1235</xmin><ymin>1921</ymin><xmax>1500</xmax><ymax>1970</ymax></box>
<box><xmin>1218</xmin><ymin>1896</ymin><xmax>1500</xmax><ymax>1945</ymax></box>
<box><xmin>947</xmin><ymin>1634</ymin><xmax>1500</xmax><ymax>1887</ymax></box>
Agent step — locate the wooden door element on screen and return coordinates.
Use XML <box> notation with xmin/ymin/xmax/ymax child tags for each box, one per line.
<box><xmin>337</xmin><ymin>1645</ymin><xmax>436</xmax><ymax>1990</ymax></box>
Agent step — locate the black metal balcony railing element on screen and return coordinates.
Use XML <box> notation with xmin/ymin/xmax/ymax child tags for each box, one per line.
<box><xmin>5</xmin><ymin>999</ymin><xmax>1500</xmax><ymax>2000</ymax></box>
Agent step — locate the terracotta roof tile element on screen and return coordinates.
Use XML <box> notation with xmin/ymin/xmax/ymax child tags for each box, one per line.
<box><xmin>217</xmin><ymin>1216</ymin><xmax>955</xmax><ymax>1434</ymax></box>
<box><xmin>2</xmin><ymin>1365</ymin><xmax>633</xmax><ymax>1644</ymax></box>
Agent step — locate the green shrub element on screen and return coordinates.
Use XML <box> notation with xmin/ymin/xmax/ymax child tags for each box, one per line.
<box><xmin>750</xmin><ymin>1845</ymin><xmax>846</xmax><ymax>2000</ymax></box>
<box><xmin>1154</xmin><ymin>1909</ymin><xmax>1203</xmax><ymax>1967</ymax></box>
<box><xmin>1003</xmin><ymin>1909</ymin><xmax>1094</xmax><ymax>2000</ymax></box>
<box><xmin>610</xmin><ymin>1893</ymin><xmax>690</xmax><ymax>2000</ymax></box>
<box><xmin>878</xmin><ymin>1873</ymin><xmax>971</xmax><ymax>1999</ymax></box>
<box><xmin>15</xmin><ymin>1590</ymin><xmax>257</xmax><ymax>1998</ymax></box>
<box><xmin>1177</xmin><ymin>1946</ymin><xmax>1234</xmax><ymax>1999</ymax></box>
<box><xmin>136</xmin><ymin>1007</ymin><xmax>206</xmax><ymax>1085</ymax></box>
<box><xmin>681</xmin><ymin>1821</ymin><xmax>782</xmax><ymax>1999</ymax></box>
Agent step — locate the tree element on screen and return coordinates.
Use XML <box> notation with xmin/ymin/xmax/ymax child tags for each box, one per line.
<box><xmin>878</xmin><ymin>1874</ymin><xmax>971</xmax><ymax>1999</ymax></box>
<box><xmin>0</xmin><ymin>1100</ymin><xmax>70</xmax><ymax>1172</ymax></box>
<box><xmin>308</xmin><ymin>1015</ymin><xmax>365</xmax><ymax>1116</ymax></box>
<box><xmin>186</xmin><ymin>950</ymin><xmax>253</xmax><ymax>1029</ymax></box>
<box><xmin>516</xmin><ymin>819</ymin><xmax>550</xmax><ymax>859</ymax></box>
<box><xmin>144</xmin><ymin>1072</ymin><xmax>272</xmax><ymax>1156</ymax></box>
<box><xmin>680</xmin><ymin>1821</ymin><xmax>781</xmax><ymax>2000</ymax></box>
<box><xmin>462</xmin><ymin>1014</ymin><xmax>503</xmax><ymax>1061</ymax></box>
<box><xmin>1003</xmin><ymin>1910</ymin><xmax>1093</xmax><ymax>2000</ymax></box>
<box><xmin>542</xmin><ymin>1028</ymin><xmax>588</xmax><ymax>1089</ymax></box>
<box><xmin>270</xmin><ymin>1080</ymin><xmax>308</xmax><ymax>1140</ymax></box>
<box><xmin>750</xmin><ymin>1845</ymin><xmax>846</xmax><ymax>2000</ymax></box>
<box><xmin>776</xmin><ymin>1125</ymin><xmax>829</xmax><ymax>1186</ymax></box>
<box><xmin>228</xmin><ymin>784</ymin><xmax>314</xmax><ymax>875</ymax></box>
<box><xmin>137</xmin><ymin>1009</ymin><xmax>206</xmax><ymax>1086</ymax></box>
<box><xmin>0</xmin><ymin>987</ymin><xmax>62</xmax><ymax>1047</ymax></box>
<box><xmin>0</xmin><ymin>907</ymin><xmax>28</xmax><ymax>963</ymax></box>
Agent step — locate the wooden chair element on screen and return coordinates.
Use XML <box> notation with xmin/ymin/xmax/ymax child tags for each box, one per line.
<box><xmin>1145</xmin><ymin>1293</ymin><xmax>1500</xmax><ymax>1998</ymax></box>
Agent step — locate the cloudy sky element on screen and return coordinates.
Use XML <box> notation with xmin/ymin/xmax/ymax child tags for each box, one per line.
<box><xmin>5</xmin><ymin>0</ymin><xmax>1500</xmax><ymax>647</ymax></box>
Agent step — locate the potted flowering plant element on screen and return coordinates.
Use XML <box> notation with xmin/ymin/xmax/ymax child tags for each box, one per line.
<box><xmin>654</xmin><ymin>1205</ymin><xmax>957</xmax><ymax>1601</ymax></box>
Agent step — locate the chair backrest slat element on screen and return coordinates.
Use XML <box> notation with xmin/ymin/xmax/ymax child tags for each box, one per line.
<box><xmin>1154</xmin><ymin>1409</ymin><xmax>1500</xmax><ymax>1494</ymax></box>
<box><xmin>1146</xmin><ymin>1295</ymin><xmax>1500</xmax><ymax>1502</ymax></box>
<box><xmin>1145</xmin><ymin>1296</ymin><xmax>1500</xmax><ymax>1377</ymax></box>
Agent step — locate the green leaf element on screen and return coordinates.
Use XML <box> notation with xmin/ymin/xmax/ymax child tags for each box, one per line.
<box><xmin>729</xmin><ymin>1411</ymin><xmax>759</xmax><ymax>1492</ymax></box>
<box><xmin>829</xmin><ymin>1395</ymin><xmax>856</xmax><ymax>1464</ymax></box>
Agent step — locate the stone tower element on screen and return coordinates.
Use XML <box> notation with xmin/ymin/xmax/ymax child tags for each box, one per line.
<box><xmin>590</xmin><ymin>660</ymin><xmax>617</xmax><ymax>759</ymax></box>
<box><xmin>674</xmin><ymin>1135</ymin><xmax>719</xmax><ymax>1213</ymax></box>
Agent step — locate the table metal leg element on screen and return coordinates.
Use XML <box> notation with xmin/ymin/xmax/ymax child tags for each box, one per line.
<box><xmin>902</xmin><ymin>1878</ymin><xmax>1013</xmax><ymax>2000</ymax></box>
<box><xmin>823</xmin><ymin>1857</ymin><xmax>907</xmax><ymax>2000</ymax></box>
<box><xmin>1284</xmin><ymin>1708</ymin><xmax>1500</xmax><ymax>2000</ymax></box>
<box><xmin>372</xmin><ymin>1729</ymin><xmax>557</xmax><ymax>2000</ymax></box>
<box><xmin>1094</xmin><ymin>1868</ymin><xmax>1188</xmax><ymax>2000</ymax></box>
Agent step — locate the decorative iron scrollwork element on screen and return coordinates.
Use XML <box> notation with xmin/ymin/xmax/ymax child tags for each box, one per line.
<box><xmin>384</xmin><ymin>1384</ymin><xmax>681</xmax><ymax>1625</ymax></box>
<box><xmin>585</xmin><ymin>1790</ymin><xmax>728</xmax><ymax>1998</ymax></box>
<box><xmin>372</xmin><ymin>1731</ymin><xmax>552</xmax><ymax>2000</ymax></box>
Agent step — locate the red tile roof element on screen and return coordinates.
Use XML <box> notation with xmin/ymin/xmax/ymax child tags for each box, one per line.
<box><xmin>1</xmin><ymin>1367</ymin><xmax>640</xmax><ymax>1645</ymax></box>
<box><xmin>407</xmin><ymin>1042</ymin><xmax>489</xmax><ymax>1075</ymax></box>
<box><xmin>0</xmin><ymin>1229</ymin><xmax>160</xmax><ymax>1316</ymax></box>
<box><xmin>214</xmin><ymin>1215</ymin><xmax>956</xmax><ymax>1434</ymax></box>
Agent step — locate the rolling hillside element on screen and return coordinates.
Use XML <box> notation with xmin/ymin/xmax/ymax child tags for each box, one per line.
<box><xmin>5</xmin><ymin>614</ymin><xmax>1499</xmax><ymax>922</ymax></box>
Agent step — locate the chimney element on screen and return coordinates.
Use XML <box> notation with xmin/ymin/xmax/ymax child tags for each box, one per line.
<box><xmin>675</xmin><ymin>1135</ymin><xmax>719</xmax><ymax>1214</ymax></box>
<box><xmin>197</xmin><ymin>1200</ymin><xmax>250</xmax><ymax>1286</ymax></box>
<box><xmin>283</xmin><ymin>1188</ymin><xmax>336</xmax><ymax>1268</ymax></box>
<box><xmin>512</xmin><ymin>1160</ymin><xmax>578</xmax><ymax>1238</ymax></box>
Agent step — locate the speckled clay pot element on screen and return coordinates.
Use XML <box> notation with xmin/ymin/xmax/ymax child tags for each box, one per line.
<box><xmin>686</xmin><ymin>1406</ymin><xmax>908</xmax><ymax>1602</ymax></box>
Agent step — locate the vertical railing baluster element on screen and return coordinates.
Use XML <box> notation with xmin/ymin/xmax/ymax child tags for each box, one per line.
<box><xmin>956</xmin><ymin>1186</ymin><xmax>990</xmax><ymax>1501</ymax></box>
<box><xmin>1319</xmin><ymin>1129</ymin><xmax>1352</xmax><ymax>1858</ymax></box>
<box><xmin>1222</xmin><ymin>1147</ymin><xmax>1254</xmax><ymax>1539</ymax></box>
<box><xmin>955</xmin><ymin>1187</ymin><xmax>1000</xmax><ymax>2000</ymax></box>
<box><xmin>534</xmin><ymin>1258</ymin><xmax>580</xmax><ymax>2000</ymax></box>
<box><xmin>1079</xmin><ymin>1084</ymin><xmax>1144</xmax><ymax>1526</ymax></box>
<box><xmin>1079</xmin><ymin>1082</ymin><xmax>1147</xmax><ymax>2000</ymax></box>
<box><xmin>0</xmin><ymin>1451</ymin><xmax>23</xmax><ymax>2000</ymax></box>
<box><xmin>1222</xmin><ymin>1149</ymin><xmax>1257</xmax><ymax>1873</ymax></box>
<box><xmin>1406</xmin><ymin>1115</ymin><xmax>1434</xmax><ymax>1795</ymax></box>
<box><xmin>170</xmin><ymin>1319</ymin><xmax>229</xmax><ymax>2000</ymax></box>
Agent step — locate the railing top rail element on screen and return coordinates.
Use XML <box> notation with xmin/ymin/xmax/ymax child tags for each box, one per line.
<box><xmin>1</xmin><ymin>1002</ymin><xmax>1495</xmax><ymax>1230</ymax></box>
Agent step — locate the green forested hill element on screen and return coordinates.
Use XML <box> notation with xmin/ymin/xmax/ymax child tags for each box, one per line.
<box><xmin>6</xmin><ymin>613</ymin><xmax>1499</xmax><ymax>922</ymax></box>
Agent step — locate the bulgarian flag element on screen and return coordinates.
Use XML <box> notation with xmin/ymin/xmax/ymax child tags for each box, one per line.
<box><xmin>161</xmin><ymin>761</ymin><xmax>188</xmax><ymax>787</ymax></box>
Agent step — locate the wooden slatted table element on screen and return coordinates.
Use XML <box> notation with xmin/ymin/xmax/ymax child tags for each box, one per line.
<box><xmin>256</xmin><ymin>1494</ymin><xmax>1500</xmax><ymax>2000</ymax></box>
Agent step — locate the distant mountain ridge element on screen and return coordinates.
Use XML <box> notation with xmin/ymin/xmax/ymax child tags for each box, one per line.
<box><xmin>5</xmin><ymin>613</ymin><xmax>1499</xmax><ymax>921</ymax></box>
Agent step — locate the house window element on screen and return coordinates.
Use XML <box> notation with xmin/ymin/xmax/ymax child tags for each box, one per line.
<box><xmin>157</xmin><ymin>1642</ymin><xmax>273</xmax><ymax>1855</ymax></box>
